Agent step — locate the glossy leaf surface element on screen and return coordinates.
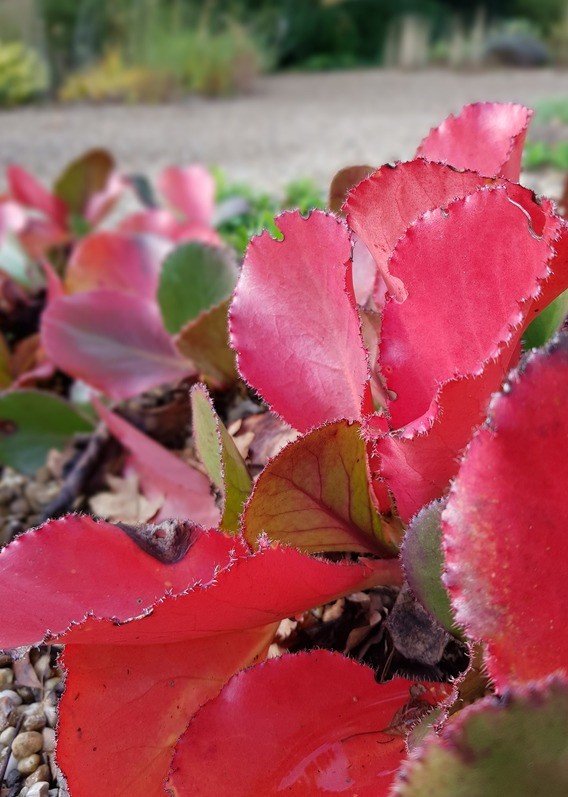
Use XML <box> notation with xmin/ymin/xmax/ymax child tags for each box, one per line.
<box><xmin>0</xmin><ymin>518</ymin><xmax>390</xmax><ymax>797</ymax></box>
<box><xmin>244</xmin><ymin>420</ymin><xmax>402</xmax><ymax>559</ymax></box>
<box><xmin>345</xmin><ymin>160</ymin><xmax>486</xmax><ymax>304</ymax></box>
<box><xmin>443</xmin><ymin>334</ymin><xmax>568</xmax><ymax>688</ymax></box>
<box><xmin>171</xmin><ymin>652</ymin><xmax>448</xmax><ymax>796</ymax></box>
<box><xmin>416</xmin><ymin>102</ymin><xmax>531</xmax><ymax>180</ymax></box>
<box><xmin>96</xmin><ymin>401</ymin><xmax>220</xmax><ymax>527</ymax></box>
<box><xmin>230</xmin><ymin>211</ymin><xmax>369</xmax><ymax>432</ymax></box>
<box><xmin>158</xmin><ymin>242</ymin><xmax>237</xmax><ymax>333</ymax></box>
<box><xmin>395</xmin><ymin>677</ymin><xmax>568</xmax><ymax>797</ymax></box>
<box><xmin>381</xmin><ymin>187</ymin><xmax>554</xmax><ymax>428</ymax></box>
<box><xmin>191</xmin><ymin>383</ymin><xmax>252</xmax><ymax>533</ymax></box>
<box><xmin>42</xmin><ymin>290</ymin><xmax>192</xmax><ymax>399</ymax></box>
<box><xmin>0</xmin><ymin>390</ymin><xmax>93</xmax><ymax>474</ymax></box>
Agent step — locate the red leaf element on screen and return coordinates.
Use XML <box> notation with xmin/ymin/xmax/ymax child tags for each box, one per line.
<box><xmin>119</xmin><ymin>209</ymin><xmax>221</xmax><ymax>246</ymax></box>
<box><xmin>230</xmin><ymin>211</ymin><xmax>370</xmax><ymax>432</ymax></box>
<box><xmin>374</xmin><ymin>353</ymin><xmax>512</xmax><ymax>522</ymax></box>
<box><xmin>381</xmin><ymin>187</ymin><xmax>556</xmax><ymax>429</ymax></box>
<box><xmin>416</xmin><ymin>102</ymin><xmax>532</xmax><ymax>180</ymax></box>
<box><xmin>65</xmin><ymin>231</ymin><xmax>170</xmax><ymax>298</ymax></box>
<box><xmin>7</xmin><ymin>165</ymin><xmax>67</xmax><ymax>226</ymax></box>
<box><xmin>0</xmin><ymin>518</ymin><xmax>389</xmax><ymax>797</ymax></box>
<box><xmin>170</xmin><ymin>652</ymin><xmax>449</xmax><ymax>796</ymax></box>
<box><xmin>158</xmin><ymin>165</ymin><xmax>215</xmax><ymax>226</ymax></box>
<box><xmin>41</xmin><ymin>289</ymin><xmax>192</xmax><ymax>399</ymax></box>
<box><xmin>443</xmin><ymin>334</ymin><xmax>568</xmax><ymax>689</ymax></box>
<box><xmin>95</xmin><ymin>401</ymin><xmax>220</xmax><ymax>527</ymax></box>
<box><xmin>345</xmin><ymin>160</ymin><xmax>487</xmax><ymax>304</ymax></box>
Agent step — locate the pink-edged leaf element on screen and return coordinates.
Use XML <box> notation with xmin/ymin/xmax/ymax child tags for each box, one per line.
<box><xmin>18</xmin><ymin>216</ymin><xmax>69</xmax><ymax>258</ymax></box>
<box><xmin>381</xmin><ymin>187</ymin><xmax>556</xmax><ymax>429</ymax></box>
<box><xmin>42</xmin><ymin>289</ymin><xmax>192</xmax><ymax>399</ymax></box>
<box><xmin>416</xmin><ymin>102</ymin><xmax>532</xmax><ymax>180</ymax></box>
<box><xmin>0</xmin><ymin>199</ymin><xmax>26</xmax><ymax>238</ymax></box>
<box><xmin>7</xmin><ymin>165</ymin><xmax>67</xmax><ymax>226</ymax></box>
<box><xmin>374</xmin><ymin>352</ymin><xmax>511</xmax><ymax>522</ymax></box>
<box><xmin>65</xmin><ymin>231</ymin><xmax>170</xmax><ymax>298</ymax></box>
<box><xmin>230</xmin><ymin>210</ymin><xmax>370</xmax><ymax>432</ymax></box>
<box><xmin>170</xmin><ymin>651</ymin><xmax>450</xmax><ymax>797</ymax></box>
<box><xmin>0</xmin><ymin>518</ymin><xmax>390</xmax><ymax>797</ymax></box>
<box><xmin>244</xmin><ymin>420</ymin><xmax>403</xmax><ymax>560</ymax></box>
<box><xmin>95</xmin><ymin>400</ymin><xmax>220</xmax><ymax>527</ymax></box>
<box><xmin>176</xmin><ymin>299</ymin><xmax>237</xmax><ymax>388</ymax></box>
<box><xmin>119</xmin><ymin>209</ymin><xmax>221</xmax><ymax>246</ymax></box>
<box><xmin>40</xmin><ymin>258</ymin><xmax>64</xmax><ymax>302</ymax></box>
<box><xmin>345</xmin><ymin>160</ymin><xmax>488</xmax><ymax>304</ymax></box>
<box><xmin>158</xmin><ymin>165</ymin><xmax>215</xmax><ymax>226</ymax></box>
<box><xmin>443</xmin><ymin>334</ymin><xmax>568</xmax><ymax>689</ymax></box>
<box><xmin>191</xmin><ymin>383</ymin><xmax>252</xmax><ymax>533</ymax></box>
<box><xmin>394</xmin><ymin>676</ymin><xmax>568</xmax><ymax>797</ymax></box>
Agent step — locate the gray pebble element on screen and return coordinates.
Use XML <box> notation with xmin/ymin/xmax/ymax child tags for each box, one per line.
<box><xmin>0</xmin><ymin>726</ymin><xmax>17</xmax><ymax>746</ymax></box>
<box><xmin>28</xmin><ymin>784</ymin><xmax>50</xmax><ymax>797</ymax></box>
<box><xmin>42</xmin><ymin>727</ymin><xmax>55</xmax><ymax>754</ymax></box>
<box><xmin>0</xmin><ymin>689</ymin><xmax>22</xmax><ymax>706</ymax></box>
<box><xmin>25</xmin><ymin>763</ymin><xmax>51</xmax><ymax>786</ymax></box>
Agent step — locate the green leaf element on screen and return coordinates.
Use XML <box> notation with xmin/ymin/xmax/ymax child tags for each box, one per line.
<box><xmin>54</xmin><ymin>149</ymin><xmax>115</xmax><ymax>218</ymax></box>
<box><xmin>243</xmin><ymin>420</ymin><xmax>403</xmax><ymax>556</ymax></box>
<box><xmin>191</xmin><ymin>384</ymin><xmax>252</xmax><ymax>533</ymax></box>
<box><xmin>523</xmin><ymin>288</ymin><xmax>568</xmax><ymax>350</ymax></box>
<box><xmin>402</xmin><ymin>500</ymin><xmax>459</xmax><ymax>636</ymax></box>
<box><xmin>158</xmin><ymin>243</ymin><xmax>238</xmax><ymax>334</ymax></box>
<box><xmin>395</xmin><ymin>677</ymin><xmax>568</xmax><ymax>797</ymax></box>
<box><xmin>0</xmin><ymin>390</ymin><xmax>93</xmax><ymax>474</ymax></box>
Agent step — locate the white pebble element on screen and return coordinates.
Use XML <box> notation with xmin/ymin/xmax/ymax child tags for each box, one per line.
<box><xmin>0</xmin><ymin>726</ymin><xmax>16</xmax><ymax>746</ymax></box>
<box><xmin>0</xmin><ymin>689</ymin><xmax>22</xmax><ymax>706</ymax></box>
<box><xmin>27</xmin><ymin>784</ymin><xmax>50</xmax><ymax>797</ymax></box>
<box><xmin>17</xmin><ymin>752</ymin><xmax>41</xmax><ymax>774</ymax></box>
<box><xmin>42</xmin><ymin>727</ymin><xmax>55</xmax><ymax>754</ymax></box>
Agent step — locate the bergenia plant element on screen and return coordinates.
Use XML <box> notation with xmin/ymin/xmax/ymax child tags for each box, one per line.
<box><xmin>0</xmin><ymin>102</ymin><xmax>567</xmax><ymax>797</ymax></box>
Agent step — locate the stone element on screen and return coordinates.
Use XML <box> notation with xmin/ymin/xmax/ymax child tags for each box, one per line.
<box><xmin>25</xmin><ymin>763</ymin><xmax>51</xmax><ymax>786</ymax></box>
<box><xmin>42</xmin><ymin>728</ymin><xmax>55</xmax><ymax>754</ymax></box>
<box><xmin>0</xmin><ymin>726</ymin><xmax>17</xmax><ymax>746</ymax></box>
<box><xmin>23</xmin><ymin>710</ymin><xmax>47</xmax><ymax>732</ymax></box>
<box><xmin>0</xmin><ymin>668</ymin><xmax>14</xmax><ymax>686</ymax></box>
<box><xmin>0</xmin><ymin>689</ymin><xmax>23</xmax><ymax>706</ymax></box>
<box><xmin>27</xmin><ymin>783</ymin><xmax>50</xmax><ymax>797</ymax></box>
<box><xmin>12</xmin><ymin>731</ymin><xmax>43</xmax><ymax>759</ymax></box>
<box><xmin>17</xmin><ymin>753</ymin><xmax>41</xmax><ymax>775</ymax></box>
<box><xmin>43</xmin><ymin>706</ymin><xmax>57</xmax><ymax>728</ymax></box>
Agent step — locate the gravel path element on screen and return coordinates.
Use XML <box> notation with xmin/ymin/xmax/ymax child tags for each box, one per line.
<box><xmin>0</xmin><ymin>68</ymin><xmax>566</xmax><ymax>194</ymax></box>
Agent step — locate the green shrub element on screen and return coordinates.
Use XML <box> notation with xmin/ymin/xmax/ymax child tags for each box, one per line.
<box><xmin>0</xmin><ymin>41</ymin><xmax>48</xmax><ymax>106</ymax></box>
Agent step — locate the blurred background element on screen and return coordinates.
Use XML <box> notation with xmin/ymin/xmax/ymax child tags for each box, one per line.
<box><xmin>0</xmin><ymin>0</ymin><xmax>566</xmax><ymax>194</ymax></box>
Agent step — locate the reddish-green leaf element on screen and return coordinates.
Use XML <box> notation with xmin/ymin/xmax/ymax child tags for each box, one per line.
<box><xmin>158</xmin><ymin>164</ymin><xmax>215</xmax><ymax>226</ymax></box>
<box><xmin>244</xmin><ymin>419</ymin><xmax>403</xmax><ymax>560</ymax></box>
<box><xmin>230</xmin><ymin>211</ymin><xmax>370</xmax><ymax>432</ymax></box>
<box><xmin>53</xmin><ymin>148</ymin><xmax>121</xmax><ymax>224</ymax></box>
<box><xmin>416</xmin><ymin>102</ymin><xmax>532</xmax><ymax>180</ymax></box>
<box><xmin>176</xmin><ymin>299</ymin><xmax>238</xmax><ymax>388</ymax></box>
<box><xmin>443</xmin><ymin>334</ymin><xmax>568</xmax><ymax>689</ymax></box>
<box><xmin>170</xmin><ymin>652</ymin><xmax>450</xmax><ymax>796</ymax></box>
<box><xmin>42</xmin><ymin>289</ymin><xmax>192</xmax><ymax>399</ymax></box>
<box><xmin>328</xmin><ymin>164</ymin><xmax>374</xmax><ymax>214</ymax></box>
<box><xmin>394</xmin><ymin>676</ymin><xmax>568</xmax><ymax>797</ymax></box>
<box><xmin>191</xmin><ymin>383</ymin><xmax>252</xmax><ymax>533</ymax></box>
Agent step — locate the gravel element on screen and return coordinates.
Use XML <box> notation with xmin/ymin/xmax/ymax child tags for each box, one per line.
<box><xmin>0</xmin><ymin>68</ymin><xmax>566</xmax><ymax>194</ymax></box>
